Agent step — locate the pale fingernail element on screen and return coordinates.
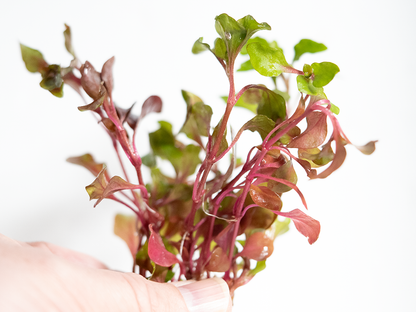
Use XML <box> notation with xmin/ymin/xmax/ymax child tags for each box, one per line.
<box><xmin>174</xmin><ymin>277</ymin><xmax>230</xmax><ymax>312</ymax></box>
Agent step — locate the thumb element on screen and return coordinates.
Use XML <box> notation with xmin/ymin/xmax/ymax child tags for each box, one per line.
<box><xmin>118</xmin><ymin>274</ymin><xmax>231</xmax><ymax>312</ymax></box>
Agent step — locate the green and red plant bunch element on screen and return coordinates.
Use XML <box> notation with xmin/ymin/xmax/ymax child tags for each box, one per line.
<box><xmin>20</xmin><ymin>14</ymin><xmax>376</xmax><ymax>296</ymax></box>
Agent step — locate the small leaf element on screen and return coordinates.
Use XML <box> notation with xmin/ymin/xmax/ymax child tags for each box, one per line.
<box><xmin>101</xmin><ymin>56</ymin><xmax>115</xmax><ymax>97</ymax></box>
<box><xmin>148</xmin><ymin>224</ymin><xmax>178</xmax><ymax>267</ymax></box>
<box><xmin>240</xmin><ymin>206</ymin><xmax>277</xmax><ymax>233</ymax></box>
<box><xmin>20</xmin><ymin>44</ymin><xmax>48</xmax><ymax>73</ymax></box>
<box><xmin>101</xmin><ymin>176</ymin><xmax>144</xmax><ymax>202</ymax></box>
<box><xmin>296</xmin><ymin>75</ymin><xmax>327</xmax><ymax>98</ymax></box>
<box><xmin>81</xmin><ymin>61</ymin><xmax>102</xmax><ymax>99</ymax></box>
<box><xmin>213</xmin><ymin>38</ymin><xmax>227</xmax><ymax>60</ymax></box>
<box><xmin>267</xmin><ymin>217</ymin><xmax>291</xmax><ymax>239</ymax></box>
<box><xmin>293</xmin><ymin>39</ymin><xmax>327</xmax><ymax>62</ymax></box>
<box><xmin>85</xmin><ymin>167</ymin><xmax>108</xmax><ymax>201</ymax></box>
<box><xmin>268</xmin><ymin>160</ymin><xmax>298</xmax><ymax>193</ymax></box>
<box><xmin>312</xmin><ymin>134</ymin><xmax>346</xmax><ymax>179</ymax></box>
<box><xmin>212</xmin><ymin>120</ymin><xmax>228</xmax><ymax>157</ymax></box>
<box><xmin>238</xmin><ymin>231</ymin><xmax>274</xmax><ymax>261</ymax></box>
<box><xmin>247</xmin><ymin>42</ymin><xmax>303</xmax><ymax>77</ymax></box>
<box><xmin>250</xmin><ymin>260</ymin><xmax>266</xmax><ymax>275</ymax></box>
<box><xmin>192</xmin><ymin>37</ymin><xmax>211</xmax><ymax>54</ymax></box>
<box><xmin>140</xmin><ymin>95</ymin><xmax>163</xmax><ymax>119</ymax></box>
<box><xmin>63</xmin><ymin>24</ymin><xmax>76</xmax><ymax>58</ymax></box>
<box><xmin>299</xmin><ymin>144</ymin><xmax>334</xmax><ymax>167</ymax></box>
<box><xmin>311</xmin><ymin>62</ymin><xmax>340</xmax><ymax>87</ymax></box>
<box><xmin>272</xmin><ymin>209</ymin><xmax>320</xmax><ymax>244</ymax></box>
<box><xmin>237</xmin><ymin>59</ymin><xmax>254</xmax><ymax>72</ymax></box>
<box><xmin>215</xmin><ymin>14</ymin><xmax>270</xmax><ymax>60</ymax></box>
<box><xmin>66</xmin><ymin>153</ymin><xmax>106</xmax><ymax>177</ymax></box>
<box><xmin>287</xmin><ymin>111</ymin><xmax>327</xmax><ymax>149</ymax></box>
<box><xmin>330</xmin><ymin>103</ymin><xmax>340</xmax><ymax>115</ymax></box>
<box><xmin>39</xmin><ymin>64</ymin><xmax>64</xmax><ymax>97</ymax></box>
<box><xmin>141</xmin><ymin>153</ymin><xmax>156</xmax><ymax>168</ymax></box>
<box><xmin>114</xmin><ymin>214</ymin><xmax>138</xmax><ymax>258</ymax></box>
<box><xmin>77</xmin><ymin>85</ymin><xmax>106</xmax><ymax>112</ymax></box>
<box><xmin>354</xmin><ymin>141</ymin><xmax>377</xmax><ymax>155</ymax></box>
<box><xmin>206</xmin><ymin>247</ymin><xmax>230</xmax><ymax>272</ymax></box>
<box><xmin>181</xmin><ymin>102</ymin><xmax>213</xmax><ymax>142</ymax></box>
<box><xmin>249</xmin><ymin>185</ymin><xmax>282</xmax><ymax>211</ymax></box>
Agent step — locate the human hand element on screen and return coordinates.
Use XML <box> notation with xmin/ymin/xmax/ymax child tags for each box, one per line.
<box><xmin>0</xmin><ymin>233</ymin><xmax>232</xmax><ymax>311</ymax></box>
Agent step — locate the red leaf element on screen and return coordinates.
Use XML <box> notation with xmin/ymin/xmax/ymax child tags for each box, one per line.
<box><xmin>85</xmin><ymin>167</ymin><xmax>108</xmax><ymax>201</ymax></box>
<box><xmin>77</xmin><ymin>85</ymin><xmax>106</xmax><ymax>112</ymax></box>
<box><xmin>354</xmin><ymin>140</ymin><xmax>377</xmax><ymax>155</ymax></box>
<box><xmin>272</xmin><ymin>209</ymin><xmax>320</xmax><ymax>244</ymax></box>
<box><xmin>66</xmin><ymin>153</ymin><xmax>106</xmax><ymax>177</ymax></box>
<box><xmin>206</xmin><ymin>247</ymin><xmax>230</xmax><ymax>272</ymax></box>
<box><xmin>148</xmin><ymin>224</ymin><xmax>178</xmax><ymax>267</ymax></box>
<box><xmin>238</xmin><ymin>231</ymin><xmax>274</xmax><ymax>261</ymax></box>
<box><xmin>80</xmin><ymin>61</ymin><xmax>101</xmax><ymax>99</ymax></box>
<box><xmin>101</xmin><ymin>56</ymin><xmax>115</xmax><ymax>97</ymax></box>
<box><xmin>215</xmin><ymin>223</ymin><xmax>235</xmax><ymax>253</ymax></box>
<box><xmin>249</xmin><ymin>185</ymin><xmax>282</xmax><ymax>211</ymax></box>
<box><xmin>287</xmin><ymin>111</ymin><xmax>327</xmax><ymax>149</ymax></box>
<box><xmin>140</xmin><ymin>95</ymin><xmax>163</xmax><ymax>119</ymax></box>
<box><xmin>95</xmin><ymin>176</ymin><xmax>146</xmax><ymax>206</ymax></box>
<box><xmin>113</xmin><ymin>214</ymin><xmax>138</xmax><ymax>258</ymax></box>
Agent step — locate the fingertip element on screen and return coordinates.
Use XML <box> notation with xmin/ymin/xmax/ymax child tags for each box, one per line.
<box><xmin>173</xmin><ymin>277</ymin><xmax>231</xmax><ymax>312</ymax></box>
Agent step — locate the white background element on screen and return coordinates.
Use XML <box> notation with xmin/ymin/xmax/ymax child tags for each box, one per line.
<box><xmin>1</xmin><ymin>0</ymin><xmax>415</xmax><ymax>311</ymax></box>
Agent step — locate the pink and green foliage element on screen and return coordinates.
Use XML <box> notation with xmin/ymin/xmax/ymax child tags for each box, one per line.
<box><xmin>21</xmin><ymin>13</ymin><xmax>376</xmax><ymax>296</ymax></box>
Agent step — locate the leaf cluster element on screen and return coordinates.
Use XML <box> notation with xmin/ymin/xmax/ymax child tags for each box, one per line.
<box><xmin>20</xmin><ymin>14</ymin><xmax>376</xmax><ymax>296</ymax></box>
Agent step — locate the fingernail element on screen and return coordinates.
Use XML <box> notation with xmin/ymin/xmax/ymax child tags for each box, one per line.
<box><xmin>174</xmin><ymin>277</ymin><xmax>230</xmax><ymax>312</ymax></box>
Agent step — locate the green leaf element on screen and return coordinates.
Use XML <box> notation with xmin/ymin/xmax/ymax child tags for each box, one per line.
<box><xmin>273</xmin><ymin>89</ymin><xmax>290</xmax><ymax>102</ymax></box>
<box><xmin>192</xmin><ymin>37</ymin><xmax>211</xmax><ymax>54</ymax></box>
<box><xmin>170</xmin><ymin>144</ymin><xmax>201</xmax><ymax>179</ymax></box>
<box><xmin>63</xmin><ymin>24</ymin><xmax>76</xmax><ymax>58</ymax></box>
<box><xmin>20</xmin><ymin>43</ymin><xmax>48</xmax><ymax>73</ymax></box>
<box><xmin>303</xmin><ymin>64</ymin><xmax>313</xmax><ymax>78</ymax></box>
<box><xmin>212</xmin><ymin>120</ymin><xmax>228</xmax><ymax>157</ymax></box>
<box><xmin>257</xmin><ymin>87</ymin><xmax>286</xmax><ymax>121</ymax></box>
<box><xmin>215</xmin><ymin>14</ymin><xmax>270</xmax><ymax>60</ymax></box>
<box><xmin>330</xmin><ymin>103</ymin><xmax>340</xmax><ymax>115</ymax></box>
<box><xmin>311</xmin><ymin>62</ymin><xmax>340</xmax><ymax>87</ymax></box>
<box><xmin>296</xmin><ymin>75</ymin><xmax>327</xmax><ymax>98</ymax></box>
<box><xmin>247</xmin><ymin>41</ymin><xmax>302</xmax><ymax>77</ymax></box>
<box><xmin>181</xmin><ymin>103</ymin><xmax>213</xmax><ymax>139</ymax></box>
<box><xmin>293</xmin><ymin>39</ymin><xmax>327</xmax><ymax>62</ymax></box>
<box><xmin>240</xmin><ymin>37</ymin><xmax>277</xmax><ymax>55</ymax></box>
<box><xmin>298</xmin><ymin>143</ymin><xmax>334</xmax><ymax>167</ymax></box>
<box><xmin>237</xmin><ymin>59</ymin><xmax>254</xmax><ymax>72</ymax></box>
<box><xmin>149</xmin><ymin>121</ymin><xmax>201</xmax><ymax>178</ymax></box>
<box><xmin>141</xmin><ymin>153</ymin><xmax>156</xmax><ymax>168</ymax></box>
<box><xmin>267</xmin><ymin>160</ymin><xmax>298</xmax><ymax>193</ymax></box>
<box><xmin>242</xmin><ymin>115</ymin><xmax>275</xmax><ymax>141</ymax></box>
<box><xmin>180</xmin><ymin>90</ymin><xmax>212</xmax><ymax>145</ymax></box>
<box><xmin>268</xmin><ymin>217</ymin><xmax>291</xmax><ymax>239</ymax></box>
<box><xmin>213</xmin><ymin>38</ymin><xmax>227</xmax><ymax>60</ymax></box>
<box><xmin>250</xmin><ymin>260</ymin><xmax>266</xmax><ymax>275</ymax></box>
<box><xmin>39</xmin><ymin>64</ymin><xmax>64</xmax><ymax>98</ymax></box>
